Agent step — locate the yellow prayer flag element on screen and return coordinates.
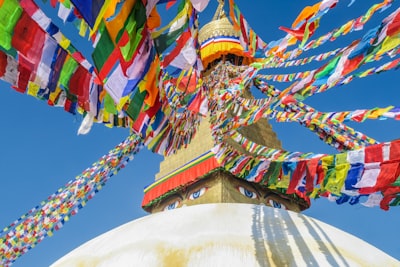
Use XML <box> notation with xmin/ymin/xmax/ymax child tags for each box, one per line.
<box><xmin>59</xmin><ymin>35</ymin><xmax>71</xmax><ymax>50</ymax></box>
<box><xmin>48</xmin><ymin>88</ymin><xmax>61</xmax><ymax>105</ymax></box>
<box><xmin>335</xmin><ymin>152</ymin><xmax>348</xmax><ymax>164</ymax></box>
<box><xmin>321</xmin><ymin>155</ymin><xmax>334</xmax><ymax>170</ymax></box>
<box><xmin>325</xmin><ymin>163</ymin><xmax>350</xmax><ymax>195</ymax></box>
<box><xmin>79</xmin><ymin>20</ymin><xmax>88</xmax><ymax>37</ymax></box>
<box><xmin>27</xmin><ymin>82</ymin><xmax>40</xmax><ymax>97</ymax></box>
<box><xmin>91</xmin><ymin>0</ymin><xmax>113</xmax><ymax>35</ymax></box>
<box><xmin>377</xmin><ymin>35</ymin><xmax>400</xmax><ymax>56</ymax></box>
<box><xmin>77</xmin><ymin>106</ymin><xmax>85</xmax><ymax>115</ymax></box>
<box><xmin>275</xmin><ymin>173</ymin><xmax>290</xmax><ymax>189</ymax></box>
<box><xmin>368</xmin><ymin>106</ymin><xmax>394</xmax><ymax>119</ymax></box>
<box><xmin>358</xmin><ymin>68</ymin><xmax>372</xmax><ymax>78</ymax></box>
<box><xmin>117</xmin><ymin>95</ymin><xmax>130</xmax><ymax>111</ymax></box>
<box><xmin>342</xmin><ymin>20</ymin><xmax>354</xmax><ymax>35</ymax></box>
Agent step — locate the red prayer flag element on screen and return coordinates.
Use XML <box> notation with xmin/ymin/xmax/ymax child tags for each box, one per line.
<box><xmin>387</xmin><ymin>10</ymin><xmax>400</xmax><ymax>36</ymax></box>
<box><xmin>287</xmin><ymin>161</ymin><xmax>307</xmax><ymax>194</ymax></box>
<box><xmin>12</xmin><ymin>11</ymin><xmax>45</xmax><ymax>64</ymax></box>
<box><xmin>305</xmin><ymin>157</ymin><xmax>320</xmax><ymax>192</ymax></box>
<box><xmin>14</xmin><ymin>55</ymin><xmax>34</xmax><ymax>93</ymax></box>
<box><xmin>69</xmin><ymin>65</ymin><xmax>91</xmax><ymax>110</ymax></box>
<box><xmin>166</xmin><ymin>0</ymin><xmax>177</xmax><ymax>10</ymax></box>
<box><xmin>342</xmin><ymin>54</ymin><xmax>364</xmax><ymax>76</ymax></box>
<box><xmin>389</xmin><ymin>140</ymin><xmax>400</xmax><ymax>161</ymax></box>
<box><xmin>364</xmin><ymin>144</ymin><xmax>383</xmax><ymax>163</ymax></box>
<box><xmin>0</xmin><ymin>51</ymin><xmax>7</xmax><ymax>77</ymax></box>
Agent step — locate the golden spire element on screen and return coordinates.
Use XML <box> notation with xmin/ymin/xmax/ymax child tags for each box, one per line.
<box><xmin>213</xmin><ymin>0</ymin><xmax>225</xmax><ymax>20</ymax></box>
<box><xmin>198</xmin><ymin>0</ymin><xmax>239</xmax><ymax>45</ymax></box>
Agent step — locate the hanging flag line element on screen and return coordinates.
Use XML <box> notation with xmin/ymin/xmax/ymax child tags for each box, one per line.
<box><xmin>280</xmin><ymin>0</ymin><xmax>394</xmax><ymax>61</ymax></box>
<box><xmin>212</xmin><ymin>62</ymin><xmax>379</xmax><ymax>151</ymax></box>
<box><xmin>19</xmin><ymin>0</ymin><xmax>95</xmax><ymax>72</ymax></box>
<box><xmin>291</xmin><ymin>55</ymin><xmax>400</xmax><ymax>100</ymax></box>
<box><xmin>260</xmin><ymin>79</ymin><xmax>378</xmax><ymax>150</ymax></box>
<box><xmin>231</xmin><ymin>92</ymin><xmax>375</xmax><ymax>155</ymax></box>
<box><xmin>247</xmin><ymin>49</ymin><xmax>400</xmax><ymax>148</ymax></box>
<box><xmin>230</xmin><ymin>78</ymin><xmax>400</xmax><ymax>127</ymax></box>
<box><xmin>280</xmin><ymin>100</ymin><xmax>379</xmax><ymax>150</ymax></box>
<box><xmin>214</xmin><ymin>137</ymin><xmax>400</xmax><ymax>211</ymax></box>
<box><xmin>206</xmin><ymin>55</ymin><xmax>398</xmax><ymax>174</ymax></box>
<box><xmin>272</xmin><ymin>105</ymin><xmax>400</xmax><ymax>123</ymax></box>
<box><xmin>229</xmin><ymin>0</ymin><xmax>339</xmax><ymax>60</ymax></box>
<box><xmin>208</xmin><ymin>61</ymin><xmax>382</xmax><ymax>166</ymax></box>
<box><xmin>0</xmin><ymin>134</ymin><xmax>142</xmax><ymax>266</ymax></box>
<box><xmin>247</xmin><ymin>56</ymin><xmax>400</xmax><ymax>147</ymax></box>
<box><xmin>256</xmin><ymin>47</ymin><xmax>399</xmax><ymax>84</ymax></box>
<box><xmin>266</xmin><ymin>48</ymin><xmax>343</xmax><ymax>69</ymax></box>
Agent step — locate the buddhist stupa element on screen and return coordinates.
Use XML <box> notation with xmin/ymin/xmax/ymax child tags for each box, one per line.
<box><xmin>51</xmin><ymin>1</ymin><xmax>399</xmax><ymax>266</ymax></box>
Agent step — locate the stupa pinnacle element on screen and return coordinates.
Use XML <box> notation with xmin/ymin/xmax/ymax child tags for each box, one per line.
<box><xmin>141</xmin><ymin>0</ymin><xmax>307</xmax><ymax>213</ymax></box>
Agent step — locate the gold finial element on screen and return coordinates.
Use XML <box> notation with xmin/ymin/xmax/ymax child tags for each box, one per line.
<box><xmin>213</xmin><ymin>0</ymin><xmax>225</xmax><ymax>21</ymax></box>
<box><xmin>198</xmin><ymin>0</ymin><xmax>239</xmax><ymax>44</ymax></box>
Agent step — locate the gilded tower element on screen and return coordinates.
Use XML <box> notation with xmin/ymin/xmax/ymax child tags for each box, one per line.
<box><xmin>142</xmin><ymin>1</ymin><xmax>308</xmax><ymax>213</ymax></box>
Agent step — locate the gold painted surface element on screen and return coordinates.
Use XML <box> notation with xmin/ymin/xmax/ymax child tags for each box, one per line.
<box><xmin>198</xmin><ymin>17</ymin><xmax>240</xmax><ymax>44</ymax></box>
<box><xmin>198</xmin><ymin>0</ymin><xmax>237</xmax><ymax>45</ymax></box>
<box><xmin>156</xmin><ymin>117</ymin><xmax>215</xmax><ymax>180</ymax></box>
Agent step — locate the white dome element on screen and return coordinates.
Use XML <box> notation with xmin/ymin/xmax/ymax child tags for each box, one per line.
<box><xmin>51</xmin><ymin>203</ymin><xmax>398</xmax><ymax>267</ymax></box>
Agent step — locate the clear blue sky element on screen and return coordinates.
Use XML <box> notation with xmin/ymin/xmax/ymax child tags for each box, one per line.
<box><xmin>0</xmin><ymin>1</ymin><xmax>399</xmax><ymax>266</ymax></box>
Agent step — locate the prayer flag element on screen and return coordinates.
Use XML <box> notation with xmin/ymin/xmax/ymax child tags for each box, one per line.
<box><xmin>70</xmin><ymin>0</ymin><xmax>105</xmax><ymax>28</ymax></box>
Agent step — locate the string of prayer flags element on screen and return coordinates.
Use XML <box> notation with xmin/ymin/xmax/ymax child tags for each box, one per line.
<box><xmin>214</xmin><ymin>139</ymin><xmax>400</xmax><ymax>211</ymax></box>
<box><xmin>0</xmin><ymin>135</ymin><xmax>142</xmax><ymax>265</ymax></box>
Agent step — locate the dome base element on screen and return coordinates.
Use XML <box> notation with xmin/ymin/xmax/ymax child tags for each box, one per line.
<box><xmin>52</xmin><ymin>203</ymin><xmax>398</xmax><ymax>267</ymax></box>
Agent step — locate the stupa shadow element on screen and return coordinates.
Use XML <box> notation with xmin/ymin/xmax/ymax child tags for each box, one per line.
<box><xmin>250</xmin><ymin>204</ymin><xmax>389</xmax><ymax>267</ymax></box>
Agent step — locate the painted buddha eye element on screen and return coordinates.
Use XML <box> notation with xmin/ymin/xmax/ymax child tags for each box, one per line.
<box><xmin>188</xmin><ymin>187</ymin><xmax>207</xmax><ymax>200</ymax></box>
<box><xmin>268</xmin><ymin>199</ymin><xmax>287</xmax><ymax>210</ymax></box>
<box><xmin>238</xmin><ymin>186</ymin><xmax>258</xmax><ymax>199</ymax></box>
<box><xmin>163</xmin><ymin>200</ymin><xmax>180</xmax><ymax>211</ymax></box>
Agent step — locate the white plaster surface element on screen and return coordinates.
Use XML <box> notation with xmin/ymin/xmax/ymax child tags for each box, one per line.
<box><xmin>51</xmin><ymin>203</ymin><xmax>399</xmax><ymax>267</ymax></box>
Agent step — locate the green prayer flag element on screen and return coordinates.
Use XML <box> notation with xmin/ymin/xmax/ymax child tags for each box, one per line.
<box><xmin>59</xmin><ymin>57</ymin><xmax>78</xmax><ymax>91</ymax></box>
<box><xmin>389</xmin><ymin>196</ymin><xmax>400</xmax><ymax>207</ymax></box>
<box><xmin>61</xmin><ymin>0</ymin><xmax>71</xmax><ymax>9</ymax></box>
<box><xmin>262</xmin><ymin>161</ymin><xmax>282</xmax><ymax>187</ymax></box>
<box><xmin>314</xmin><ymin>55</ymin><xmax>341</xmax><ymax>80</ymax></box>
<box><xmin>119</xmin><ymin>1</ymin><xmax>146</xmax><ymax>61</ymax></box>
<box><xmin>125</xmin><ymin>89</ymin><xmax>147</xmax><ymax>121</ymax></box>
<box><xmin>154</xmin><ymin>20</ymin><xmax>189</xmax><ymax>54</ymax></box>
<box><xmin>0</xmin><ymin>0</ymin><xmax>22</xmax><ymax>50</ymax></box>
<box><xmin>92</xmin><ymin>23</ymin><xmax>115</xmax><ymax>71</ymax></box>
<box><xmin>104</xmin><ymin>93</ymin><xmax>118</xmax><ymax>115</ymax></box>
